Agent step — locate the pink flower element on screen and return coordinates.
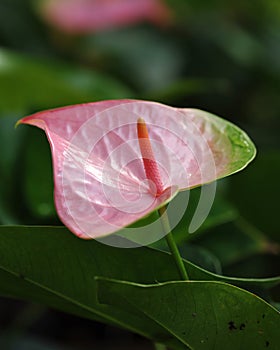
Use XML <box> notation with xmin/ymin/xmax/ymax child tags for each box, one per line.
<box><xmin>39</xmin><ymin>0</ymin><xmax>171</xmax><ymax>34</ymax></box>
<box><xmin>18</xmin><ymin>100</ymin><xmax>255</xmax><ymax>239</ymax></box>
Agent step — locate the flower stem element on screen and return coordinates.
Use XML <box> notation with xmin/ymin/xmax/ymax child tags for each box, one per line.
<box><xmin>158</xmin><ymin>206</ymin><xmax>189</xmax><ymax>280</ymax></box>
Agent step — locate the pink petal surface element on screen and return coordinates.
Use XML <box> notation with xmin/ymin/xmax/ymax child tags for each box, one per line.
<box><xmin>19</xmin><ymin>100</ymin><xmax>254</xmax><ymax>239</ymax></box>
<box><xmin>40</xmin><ymin>0</ymin><xmax>171</xmax><ymax>34</ymax></box>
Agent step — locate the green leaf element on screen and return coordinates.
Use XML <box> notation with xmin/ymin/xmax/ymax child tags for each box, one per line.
<box><xmin>0</xmin><ymin>48</ymin><xmax>132</xmax><ymax>113</ymax></box>
<box><xmin>97</xmin><ymin>278</ymin><xmax>280</xmax><ymax>350</ymax></box>
<box><xmin>179</xmin><ymin>244</ymin><xmax>223</xmax><ymax>274</ymax></box>
<box><xmin>0</xmin><ymin>226</ymin><xmax>279</xmax><ymax>346</ymax></box>
<box><xmin>0</xmin><ymin>226</ymin><xmax>181</xmax><ymax>348</ymax></box>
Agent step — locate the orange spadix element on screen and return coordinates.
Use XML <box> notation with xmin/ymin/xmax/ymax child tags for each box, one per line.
<box><xmin>137</xmin><ymin>118</ymin><xmax>164</xmax><ymax>197</ymax></box>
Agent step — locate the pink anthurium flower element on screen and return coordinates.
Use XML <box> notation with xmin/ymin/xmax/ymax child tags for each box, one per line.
<box><xmin>39</xmin><ymin>0</ymin><xmax>171</xmax><ymax>34</ymax></box>
<box><xmin>18</xmin><ymin>100</ymin><xmax>256</xmax><ymax>239</ymax></box>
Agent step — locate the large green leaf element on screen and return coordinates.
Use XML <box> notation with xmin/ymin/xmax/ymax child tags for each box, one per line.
<box><xmin>0</xmin><ymin>226</ymin><xmax>279</xmax><ymax>346</ymax></box>
<box><xmin>0</xmin><ymin>226</ymin><xmax>181</xmax><ymax>347</ymax></box>
<box><xmin>97</xmin><ymin>278</ymin><xmax>280</xmax><ymax>350</ymax></box>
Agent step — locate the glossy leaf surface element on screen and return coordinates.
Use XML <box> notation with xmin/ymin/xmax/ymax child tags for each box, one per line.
<box><xmin>98</xmin><ymin>278</ymin><xmax>280</xmax><ymax>350</ymax></box>
<box><xmin>0</xmin><ymin>226</ymin><xmax>278</xmax><ymax>347</ymax></box>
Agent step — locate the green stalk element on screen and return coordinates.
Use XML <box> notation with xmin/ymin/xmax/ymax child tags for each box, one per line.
<box><xmin>158</xmin><ymin>206</ymin><xmax>189</xmax><ymax>280</ymax></box>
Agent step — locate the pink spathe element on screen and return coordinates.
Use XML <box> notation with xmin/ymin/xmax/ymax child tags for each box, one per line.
<box><xmin>40</xmin><ymin>0</ymin><xmax>171</xmax><ymax>34</ymax></box>
<box><xmin>19</xmin><ymin>100</ymin><xmax>255</xmax><ymax>239</ymax></box>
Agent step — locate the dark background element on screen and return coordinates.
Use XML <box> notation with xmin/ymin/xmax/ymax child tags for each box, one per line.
<box><xmin>0</xmin><ymin>0</ymin><xmax>279</xmax><ymax>349</ymax></box>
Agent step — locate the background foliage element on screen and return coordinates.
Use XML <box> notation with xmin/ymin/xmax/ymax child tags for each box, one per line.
<box><xmin>0</xmin><ymin>0</ymin><xmax>279</xmax><ymax>349</ymax></box>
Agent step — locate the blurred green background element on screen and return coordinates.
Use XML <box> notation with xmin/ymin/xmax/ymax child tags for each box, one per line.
<box><xmin>0</xmin><ymin>0</ymin><xmax>279</xmax><ymax>349</ymax></box>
